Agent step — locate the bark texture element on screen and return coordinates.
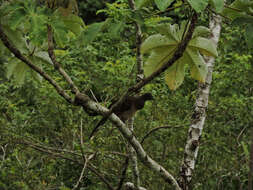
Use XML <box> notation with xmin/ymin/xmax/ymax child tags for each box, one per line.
<box><xmin>179</xmin><ymin>14</ymin><xmax>222</xmax><ymax>190</ymax></box>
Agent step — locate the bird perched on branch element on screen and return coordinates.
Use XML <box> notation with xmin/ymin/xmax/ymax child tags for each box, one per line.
<box><xmin>89</xmin><ymin>93</ymin><xmax>153</xmax><ymax>140</ymax></box>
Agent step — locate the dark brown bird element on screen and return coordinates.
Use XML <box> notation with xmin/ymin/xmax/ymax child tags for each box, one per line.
<box><xmin>89</xmin><ymin>93</ymin><xmax>153</xmax><ymax>139</ymax></box>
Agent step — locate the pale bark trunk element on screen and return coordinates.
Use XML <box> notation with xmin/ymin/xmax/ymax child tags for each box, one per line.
<box><xmin>179</xmin><ymin>14</ymin><xmax>222</xmax><ymax>189</ymax></box>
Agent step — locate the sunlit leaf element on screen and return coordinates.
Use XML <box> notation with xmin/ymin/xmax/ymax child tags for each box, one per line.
<box><xmin>186</xmin><ymin>49</ymin><xmax>207</xmax><ymax>82</ymax></box>
<box><xmin>165</xmin><ymin>59</ymin><xmax>185</xmax><ymax>90</ymax></box>
<box><xmin>144</xmin><ymin>47</ymin><xmax>175</xmax><ymax>76</ymax></box>
<box><xmin>192</xmin><ymin>26</ymin><xmax>210</xmax><ymax>38</ymax></box>
<box><xmin>141</xmin><ymin>34</ymin><xmax>176</xmax><ymax>54</ymax></box>
<box><xmin>189</xmin><ymin>37</ymin><xmax>218</xmax><ymax>57</ymax></box>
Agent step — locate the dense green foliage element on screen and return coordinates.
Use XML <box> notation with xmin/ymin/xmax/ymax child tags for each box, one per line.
<box><xmin>0</xmin><ymin>0</ymin><xmax>252</xmax><ymax>189</ymax></box>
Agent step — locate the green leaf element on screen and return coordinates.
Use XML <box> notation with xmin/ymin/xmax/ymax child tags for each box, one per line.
<box><xmin>61</xmin><ymin>14</ymin><xmax>85</xmax><ymax>36</ymax></box>
<box><xmin>2</xmin><ymin>25</ymin><xmax>28</xmax><ymax>54</ymax></box>
<box><xmin>188</xmin><ymin>0</ymin><xmax>209</xmax><ymax>12</ymax></box>
<box><xmin>9</xmin><ymin>8</ymin><xmax>27</xmax><ymax>30</ymax></box>
<box><xmin>141</xmin><ymin>34</ymin><xmax>177</xmax><ymax>54</ymax></box>
<box><xmin>81</xmin><ymin>22</ymin><xmax>105</xmax><ymax>45</ymax></box>
<box><xmin>245</xmin><ymin>23</ymin><xmax>253</xmax><ymax>48</ymax></box>
<box><xmin>6</xmin><ymin>60</ymin><xmax>29</xmax><ymax>85</ymax></box>
<box><xmin>210</xmin><ymin>0</ymin><xmax>224</xmax><ymax>13</ymax></box>
<box><xmin>154</xmin><ymin>0</ymin><xmax>174</xmax><ymax>11</ymax></box>
<box><xmin>165</xmin><ymin>59</ymin><xmax>185</xmax><ymax>90</ymax></box>
<box><xmin>108</xmin><ymin>21</ymin><xmax>125</xmax><ymax>37</ymax></box>
<box><xmin>136</xmin><ymin>0</ymin><xmax>152</xmax><ymax>9</ymax></box>
<box><xmin>33</xmin><ymin>51</ymin><xmax>53</xmax><ymax>65</ymax></box>
<box><xmin>186</xmin><ymin>49</ymin><xmax>207</xmax><ymax>82</ymax></box>
<box><xmin>232</xmin><ymin>16</ymin><xmax>253</xmax><ymax>26</ymax></box>
<box><xmin>222</xmin><ymin>0</ymin><xmax>253</xmax><ymax>20</ymax></box>
<box><xmin>192</xmin><ymin>26</ymin><xmax>210</xmax><ymax>38</ymax></box>
<box><xmin>241</xmin><ymin>141</ymin><xmax>249</xmax><ymax>157</ymax></box>
<box><xmin>144</xmin><ymin>47</ymin><xmax>175</xmax><ymax>76</ymax></box>
<box><xmin>155</xmin><ymin>23</ymin><xmax>180</xmax><ymax>41</ymax></box>
<box><xmin>189</xmin><ymin>37</ymin><xmax>218</xmax><ymax>57</ymax></box>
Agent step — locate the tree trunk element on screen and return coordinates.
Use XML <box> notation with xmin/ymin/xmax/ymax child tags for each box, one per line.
<box><xmin>178</xmin><ymin>14</ymin><xmax>222</xmax><ymax>189</ymax></box>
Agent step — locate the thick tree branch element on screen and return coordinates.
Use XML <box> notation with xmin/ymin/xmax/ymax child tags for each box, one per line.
<box><xmin>0</xmin><ymin>24</ymin><xmax>73</xmax><ymax>104</ymax></box>
<box><xmin>74</xmin><ymin>92</ymin><xmax>181</xmax><ymax>189</ymax></box>
<box><xmin>47</xmin><ymin>25</ymin><xmax>80</xmax><ymax>94</ymax></box>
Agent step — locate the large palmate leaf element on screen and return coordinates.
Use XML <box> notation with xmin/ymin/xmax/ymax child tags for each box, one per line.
<box><xmin>142</xmin><ymin>23</ymin><xmax>217</xmax><ymax>90</ymax></box>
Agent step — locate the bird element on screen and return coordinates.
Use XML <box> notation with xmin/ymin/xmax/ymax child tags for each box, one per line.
<box><xmin>89</xmin><ymin>93</ymin><xmax>153</xmax><ymax>140</ymax></box>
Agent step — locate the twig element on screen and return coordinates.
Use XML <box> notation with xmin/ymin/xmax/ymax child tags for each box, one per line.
<box><xmin>224</xmin><ymin>4</ymin><xmax>244</xmax><ymax>12</ymax></box>
<box><xmin>141</xmin><ymin>126</ymin><xmax>175</xmax><ymax>144</ymax></box>
<box><xmin>72</xmin><ymin>154</ymin><xmax>95</xmax><ymax>190</ymax></box>
<box><xmin>0</xmin><ymin>144</ymin><xmax>7</xmax><ymax>169</ymax></box>
<box><xmin>90</xmin><ymin>89</ymin><xmax>99</xmax><ymax>103</ymax></box>
<box><xmin>116</xmin><ymin>157</ymin><xmax>129</xmax><ymax>190</ymax></box>
<box><xmin>87</xmin><ymin>164</ymin><xmax>115</xmax><ymax>190</ymax></box>
<box><xmin>19</xmin><ymin>140</ymin><xmax>114</xmax><ymax>190</ymax></box>
<box><xmin>128</xmin><ymin>0</ymin><xmax>144</xmax><ymax>81</ymax></box>
<box><xmin>237</xmin><ymin>126</ymin><xmax>247</xmax><ymax>145</ymax></box>
<box><xmin>47</xmin><ymin>25</ymin><xmax>79</xmax><ymax>94</ymax></box>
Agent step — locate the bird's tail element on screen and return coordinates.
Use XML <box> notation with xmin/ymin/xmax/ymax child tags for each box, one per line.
<box><xmin>89</xmin><ymin>117</ymin><xmax>107</xmax><ymax>140</ymax></box>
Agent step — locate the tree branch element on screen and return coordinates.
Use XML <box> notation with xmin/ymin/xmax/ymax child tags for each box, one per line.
<box><xmin>128</xmin><ymin>0</ymin><xmax>144</xmax><ymax>81</ymax></box>
<box><xmin>141</xmin><ymin>126</ymin><xmax>174</xmax><ymax>144</ymax></box>
<box><xmin>47</xmin><ymin>25</ymin><xmax>80</xmax><ymax>94</ymax></box>
<box><xmin>116</xmin><ymin>157</ymin><xmax>129</xmax><ymax>190</ymax></box>
<box><xmin>18</xmin><ymin>139</ymin><xmax>114</xmax><ymax>190</ymax></box>
<box><xmin>0</xmin><ymin>24</ymin><xmax>73</xmax><ymax>104</ymax></box>
<box><xmin>128</xmin><ymin>11</ymin><xmax>198</xmax><ymax>94</ymax></box>
<box><xmin>74</xmin><ymin>92</ymin><xmax>181</xmax><ymax>189</ymax></box>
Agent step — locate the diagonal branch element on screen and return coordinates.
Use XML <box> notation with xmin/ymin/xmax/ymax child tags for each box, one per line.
<box><xmin>0</xmin><ymin>24</ymin><xmax>73</xmax><ymax>103</ymax></box>
<box><xmin>74</xmin><ymin>92</ymin><xmax>181</xmax><ymax>189</ymax></box>
<box><xmin>47</xmin><ymin>25</ymin><xmax>79</xmax><ymax>94</ymax></box>
<box><xmin>116</xmin><ymin>157</ymin><xmax>129</xmax><ymax>190</ymax></box>
<box><xmin>128</xmin><ymin>11</ymin><xmax>198</xmax><ymax>93</ymax></box>
<box><xmin>141</xmin><ymin>126</ymin><xmax>175</xmax><ymax>144</ymax></box>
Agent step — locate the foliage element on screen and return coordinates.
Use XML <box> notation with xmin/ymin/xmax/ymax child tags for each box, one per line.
<box><xmin>0</xmin><ymin>0</ymin><xmax>252</xmax><ymax>189</ymax></box>
<box><xmin>141</xmin><ymin>23</ymin><xmax>217</xmax><ymax>90</ymax></box>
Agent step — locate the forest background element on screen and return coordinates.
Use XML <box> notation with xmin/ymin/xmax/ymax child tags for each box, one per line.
<box><xmin>0</xmin><ymin>0</ymin><xmax>253</xmax><ymax>189</ymax></box>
